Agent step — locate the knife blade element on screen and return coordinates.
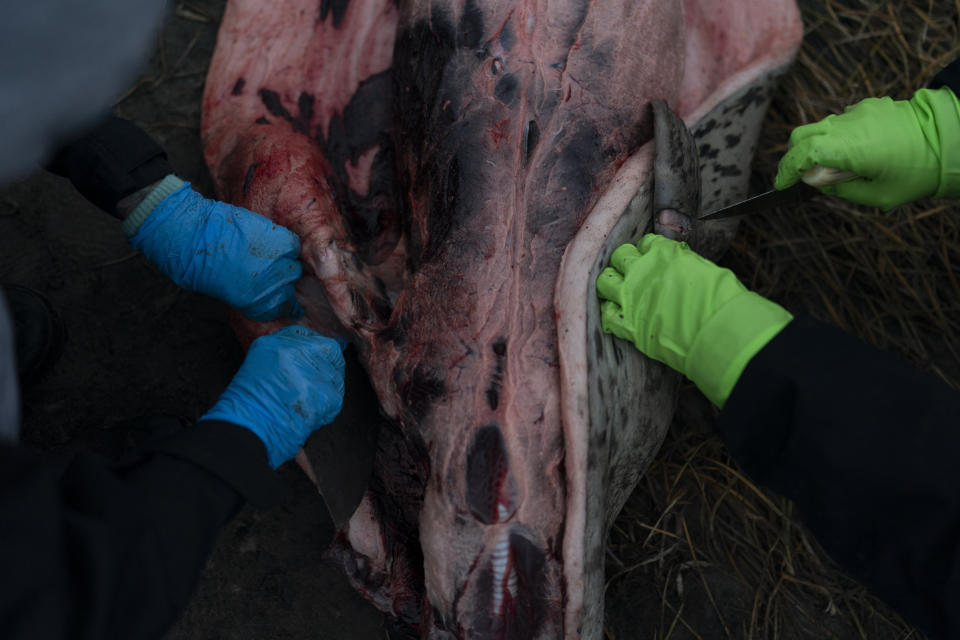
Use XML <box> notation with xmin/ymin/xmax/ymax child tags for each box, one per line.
<box><xmin>300</xmin><ymin>344</ymin><xmax>382</xmax><ymax>531</ymax></box>
<box><xmin>699</xmin><ymin>166</ymin><xmax>858</xmax><ymax>221</ymax></box>
<box><xmin>699</xmin><ymin>182</ymin><xmax>821</xmax><ymax>220</ymax></box>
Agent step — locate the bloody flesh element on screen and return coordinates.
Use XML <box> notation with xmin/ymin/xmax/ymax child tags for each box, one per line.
<box><xmin>202</xmin><ymin>2</ymin><xmax>803</xmax><ymax>638</ymax></box>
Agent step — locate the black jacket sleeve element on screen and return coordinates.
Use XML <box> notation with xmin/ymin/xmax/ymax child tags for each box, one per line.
<box><xmin>0</xmin><ymin>419</ymin><xmax>283</xmax><ymax>639</ymax></box>
<box><xmin>932</xmin><ymin>58</ymin><xmax>960</xmax><ymax>95</ymax></box>
<box><xmin>717</xmin><ymin>315</ymin><xmax>960</xmax><ymax>639</ymax></box>
<box><xmin>46</xmin><ymin>115</ymin><xmax>173</xmax><ymax>216</ymax></box>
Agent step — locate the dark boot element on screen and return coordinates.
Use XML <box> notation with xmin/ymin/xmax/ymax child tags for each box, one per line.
<box><xmin>1</xmin><ymin>285</ymin><xmax>66</xmax><ymax>386</ymax></box>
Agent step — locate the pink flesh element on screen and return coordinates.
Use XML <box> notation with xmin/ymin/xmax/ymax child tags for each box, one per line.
<box><xmin>202</xmin><ymin>2</ymin><xmax>802</xmax><ymax>638</ymax></box>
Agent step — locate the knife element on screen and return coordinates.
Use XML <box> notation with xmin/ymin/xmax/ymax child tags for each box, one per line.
<box><xmin>699</xmin><ymin>166</ymin><xmax>858</xmax><ymax>221</ymax></box>
<box><xmin>298</xmin><ymin>344</ymin><xmax>382</xmax><ymax>532</ymax></box>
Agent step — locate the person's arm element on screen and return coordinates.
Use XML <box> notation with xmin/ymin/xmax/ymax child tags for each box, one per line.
<box><xmin>46</xmin><ymin>115</ymin><xmax>172</xmax><ymax>219</ymax></box>
<box><xmin>596</xmin><ymin>233</ymin><xmax>793</xmax><ymax>408</ymax></box>
<box><xmin>597</xmin><ymin>234</ymin><xmax>960</xmax><ymax>638</ymax></box>
<box><xmin>717</xmin><ymin>315</ymin><xmax>960</xmax><ymax>640</ymax></box>
<box><xmin>47</xmin><ymin>116</ymin><xmax>304</xmax><ymax>321</ymax></box>
<box><xmin>774</xmin><ymin>84</ymin><xmax>960</xmax><ymax>210</ymax></box>
<box><xmin>0</xmin><ymin>420</ymin><xmax>281</xmax><ymax>640</ymax></box>
<box><xmin>0</xmin><ymin>325</ymin><xmax>344</xmax><ymax>639</ymax></box>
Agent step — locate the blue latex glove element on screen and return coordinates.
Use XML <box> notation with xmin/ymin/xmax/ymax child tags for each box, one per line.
<box><xmin>201</xmin><ymin>325</ymin><xmax>346</xmax><ymax>468</ymax></box>
<box><xmin>124</xmin><ymin>176</ymin><xmax>304</xmax><ymax>321</ymax></box>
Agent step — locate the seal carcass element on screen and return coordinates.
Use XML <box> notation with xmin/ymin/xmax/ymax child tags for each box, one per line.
<box><xmin>201</xmin><ymin>1</ymin><xmax>802</xmax><ymax>637</ymax></box>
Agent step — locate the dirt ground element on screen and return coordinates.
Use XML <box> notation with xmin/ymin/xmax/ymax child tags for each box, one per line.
<box><xmin>0</xmin><ymin>1</ymin><xmax>930</xmax><ymax>639</ymax></box>
<box><xmin>0</xmin><ymin>2</ymin><xmax>384</xmax><ymax>639</ymax></box>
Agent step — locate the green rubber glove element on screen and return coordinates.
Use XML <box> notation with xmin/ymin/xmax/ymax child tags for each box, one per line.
<box><xmin>596</xmin><ymin>234</ymin><xmax>793</xmax><ymax>407</ymax></box>
<box><xmin>775</xmin><ymin>87</ymin><xmax>960</xmax><ymax>210</ymax></box>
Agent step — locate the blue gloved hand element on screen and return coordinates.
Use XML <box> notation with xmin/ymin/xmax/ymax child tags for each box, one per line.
<box><xmin>124</xmin><ymin>176</ymin><xmax>304</xmax><ymax>321</ymax></box>
<box><xmin>201</xmin><ymin>325</ymin><xmax>346</xmax><ymax>468</ymax></box>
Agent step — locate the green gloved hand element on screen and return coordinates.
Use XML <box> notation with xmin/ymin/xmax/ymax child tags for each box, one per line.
<box><xmin>775</xmin><ymin>87</ymin><xmax>960</xmax><ymax>210</ymax></box>
<box><xmin>596</xmin><ymin>234</ymin><xmax>793</xmax><ymax>407</ymax></box>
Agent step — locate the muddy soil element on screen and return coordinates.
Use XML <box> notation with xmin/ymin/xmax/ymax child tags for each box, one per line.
<box><xmin>0</xmin><ymin>3</ymin><xmax>912</xmax><ymax>639</ymax></box>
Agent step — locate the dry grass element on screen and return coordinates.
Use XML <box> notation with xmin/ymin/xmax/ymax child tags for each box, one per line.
<box><xmin>607</xmin><ymin>417</ymin><xmax>919</xmax><ymax>639</ymax></box>
<box><xmin>607</xmin><ymin>1</ymin><xmax>960</xmax><ymax>638</ymax></box>
<box><xmin>736</xmin><ymin>0</ymin><xmax>960</xmax><ymax>388</ymax></box>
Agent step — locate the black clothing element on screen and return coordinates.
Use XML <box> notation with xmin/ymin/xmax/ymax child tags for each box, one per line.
<box><xmin>0</xmin><ymin>113</ymin><xmax>283</xmax><ymax>640</ymax></box>
<box><xmin>0</xmin><ymin>10</ymin><xmax>275</xmax><ymax>639</ymax></box>
<box><xmin>714</xmin><ymin>61</ymin><xmax>960</xmax><ymax>639</ymax></box>
<box><xmin>933</xmin><ymin>57</ymin><xmax>960</xmax><ymax>95</ymax></box>
<box><xmin>4</xmin><ymin>50</ymin><xmax>959</xmax><ymax>640</ymax></box>
<box><xmin>47</xmin><ymin>116</ymin><xmax>173</xmax><ymax>216</ymax></box>
<box><xmin>718</xmin><ymin>315</ymin><xmax>960</xmax><ymax>639</ymax></box>
<box><xmin>0</xmin><ymin>419</ymin><xmax>283</xmax><ymax>639</ymax></box>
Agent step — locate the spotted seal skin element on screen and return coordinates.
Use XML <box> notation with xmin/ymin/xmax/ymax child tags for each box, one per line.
<box><xmin>694</xmin><ymin>81</ymin><xmax>780</xmax><ymax>261</ymax></box>
<box><xmin>565</xmin><ymin>66</ymin><xmax>792</xmax><ymax>640</ymax></box>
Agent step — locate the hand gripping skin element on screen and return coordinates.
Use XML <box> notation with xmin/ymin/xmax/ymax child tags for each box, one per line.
<box><xmin>597</xmin><ymin>234</ymin><xmax>794</xmax><ymax>407</ymax></box>
<box><xmin>202</xmin><ymin>325</ymin><xmax>346</xmax><ymax>468</ymax></box>
<box><xmin>128</xmin><ymin>182</ymin><xmax>306</xmax><ymax>322</ymax></box>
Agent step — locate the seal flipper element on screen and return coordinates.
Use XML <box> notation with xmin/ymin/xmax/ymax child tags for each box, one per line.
<box><xmin>651</xmin><ymin>99</ymin><xmax>701</xmax><ymax>246</ymax></box>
